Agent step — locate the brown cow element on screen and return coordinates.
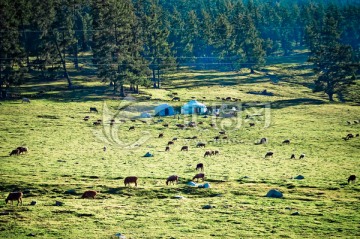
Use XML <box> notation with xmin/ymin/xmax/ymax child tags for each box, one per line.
<box><xmin>168</xmin><ymin>141</ymin><xmax>174</xmax><ymax>146</ymax></box>
<box><xmin>158</xmin><ymin>133</ymin><xmax>164</xmax><ymax>138</ymax></box>
<box><xmin>129</xmin><ymin>126</ymin><xmax>135</xmax><ymax>130</ymax></box>
<box><xmin>193</xmin><ymin>173</ymin><xmax>205</xmax><ymax>182</ymax></box>
<box><xmin>249</xmin><ymin>123</ymin><xmax>255</xmax><ymax>127</ymax></box>
<box><xmin>166</xmin><ymin>175</ymin><xmax>179</xmax><ymax>185</ymax></box>
<box><xmin>17</xmin><ymin>147</ymin><xmax>28</xmax><ymax>154</ymax></box>
<box><xmin>81</xmin><ymin>190</ymin><xmax>97</xmax><ymax>199</ymax></box>
<box><xmin>214</xmin><ymin>150</ymin><xmax>219</xmax><ymax>155</ymax></box>
<box><xmin>282</xmin><ymin>139</ymin><xmax>290</xmax><ymax>144</ymax></box>
<box><xmin>124</xmin><ymin>176</ymin><xmax>138</xmax><ymax>187</ymax></box>
<box><xmin>196</xmin><ymin>142</ymin><xmax>206</xmax><ymax>148</ymax></box>
<box><xmin>196</xmin><ymin>163</ymin><xmax>204</xmax><ymax>171</ymax></box>
<box><xmin>204</xmin><ymin>151</ymin><xmax>211</xmax><ymax>157</ymax></box>
<box><xmin>5</xmin><ymin>192</ymin><xmax>23</xmax><ymax>206</ymax></box>
<box><xmin>181</xmin><ymin>146</ymin><xmax>189</xmax><ymax>151</ymax></box>
<box><xmin>290</xmin><ymin>154</ymin><xmax>296</xmax><ymax>159</ymax></box>
<box><xmin>165</xmin><ymin>146</ymin><xmax>170</xmax><ymax>152</ymax></box>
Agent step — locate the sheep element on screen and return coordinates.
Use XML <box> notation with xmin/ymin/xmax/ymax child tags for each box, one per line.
<box><xmin>196</xmin><ymin>163</ymin><xmax>204</xmax><ymax>171</ymax></box>
<box><xmin>196</xmin><ymin>142</ymin><xmax>206</xmax><ymax>148</ymax></box>
<box><xmin>22</xmin><ymin>98</ymin><xmax>30</xmax><ymax>103</ymax></box>
<box><xmin>165</xmin><ymin>146</ymin><xmax>170</xmax><ymax>151</ymax></box>
<box><xmin>204</xmin><ymin>151</ymin><xmax>211</xmax><ymax>157</ymax></box>
<box><xmin>181</xmin><ymin>146</ymin><xmax>189</xmax><ymax>151</ymax></box>
<box><xmin>129</xmin><ymin>126</ymin><xmax>135</xmax><ymax>130</ymax></box>
<box><xmin>282</xmin><ymin>139</ymin><xmax>290</xmax><ymax>144</ymax></box>
<box><xmin>299</xmin><ymin>154</ymin><xmax>305</xmax><ymax>159</ymax></box>
<box><xmin>16</xmin><ymin>147</ymin><xmax>28</xmax><ymax>154</ymax></box>
<box><xmin>290</xmin><ymin>154</ymin><xmax>296</xmax><ymax>159</ymax></box>
<box><xmin>166</xmin><ymin>175</ymin><xmax>179</xmax><ymax>185</ymax></box>
<box><xmin>158</xmin><ymin>133</ymin><xmax>164</xmax><ymax>138</ymax></box>
<box><xmin>81</xmin><ymin>190</ymin><xmax>97</xmax><ymax>199</ymax></box>
<box><xmin>168</xmin><ymin>141</ymin><xmax>174</xmax><ymax>146</ymax></box>
<box><xmin>5</xmin><ymin>192</ymin><xmax>23</xmax><ymax>206</ymax></box>
<box><xmin>90</xmin><ymin>107</ymin><xmax>98</xmax><ymax>113</ymax></box>
<box><xmin>9</xmin><ymin>149</ymin><xmax>20</xmax><ymax>156</ymax></box>
<box><xmin>348</xmin><ymin>175</ymin><xmax>356</xmax><ymax>184</ymax></box>
<box><xmin>193</xmin><ymin>173</ymin><xmax>205</xmax><ymax>182</ymax></box>
<box><xmin>265</xmin><ymin>151</ymin><xmax>274</xmax><ymax>158</ymax></box>
<box><xmin>124</xmin><ymin>176</ymin><xmax>138</xmax><ymax>187</ymax></box>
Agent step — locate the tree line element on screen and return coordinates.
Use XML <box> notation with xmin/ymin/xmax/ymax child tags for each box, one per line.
<box><xmin>0</xmin><ymin>0</ymin><xmax>359</xmax><ymax>100</ymax></box>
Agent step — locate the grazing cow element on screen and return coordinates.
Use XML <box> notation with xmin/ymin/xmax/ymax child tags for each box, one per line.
<box><xmin>348</xmin><ymin>175</ymin><xmax>356</xmax><ymax>184</ymax></box>
<box><xmin>356</xmin><ymin>134</ymin><xmax>359</xmax><ymax>137</ymax></box>
<box><xmin>347</xmin><ymin>121</ymin><xmax>351</xmax><ymax>125</ymax></box>
<box><xmin>163</xmin><ymin>123</ymin><xmax>169</xmax><ymax>127</ymax></box>
<box><xmin>204</xmin><ymin>151</ymin><xmax>211</xmax><ymax>157</ymax></box>
<box><xmin>214</xmin><ymin>150</ymin><xmax>219</xmax><ymax>155</ymax></box>
<box><xmin>5</xmin><ymin>192</ymin><xmax>23</xmax><ymax>206</ymax></box>
<box><xmin>181</xmin><ymin>146</ymin><xmax>189</xmax><ymax>151</ymax></box>
<box><xmin>176</xmin><ymin>124</ymin><xmax>185</xmax><ymax>129</ymax></box>
<box><xmin>90</xmin><ymin>107</ymin><xmax>98</xmax><ymax>113</ymax></box>
<box><xmin>196</xmin><ymin>163</ymin><xmax>204</xmax><ymax>171</ymax></box>
<box><xmin>188</xmin><ymin>122</ymin><xmax>196</xmax><ymax>127</ymax></box>
<box><xmin>198</xmin><ymin>121</ymin><xmax>203</xmax><ymax>125</ymax></box>
<box><xmin>131</xmin><ymin>119</ymin><xmax>136</xmax><ymax>122</ymax></box>
<box><xmin>282</xmin><ymin>139</ymin><xmax>290</xmax><ymax>144</ymax></box>
<box><xmin>129</xmin><ymin>126</ymin><xmax>135</xmax><ymax>130</ymax></box>
<box><xmin>165</xmin><ymin>146</ymin><xmax>170</xmax><ymax>151</ymax></box>
<box><xmin>249</xmin><ymin>123</ymin><xmax>255</xmax><ymax>127</ymax></box>
<box><xmin>17</xmin><ymin>147</ymin><xmax>28</xmax><ymax>154</ymax></box>
<box><xmin>81</xmin><ymin>190</ymin><xmax>97</xmax><ymax>199</ymax></box>
<box><xmin>290</xmin><ymin>154</ymin><xmax>296</xmax><ymax>159</ymax></box>
<box><xmin>158</xmin><ymin>133</ymin><xmax>164</xmax><ymax>138</ymax></box>
<box><xmin>210</xmin><ymin>123</ymin><xmax>215</xmax><ymax>127</ymax></box>
<box><xmin>222</xmin><ymin>136</ymin><xmax>228</xmax><ymax>139</ymax></box>
<box><xmin>120</xmin><ymin>119</ymin><xmax>126</xmax><ymax>123</ymax></box>
<box><xmin>193</xmin><ymin>173</ymin><xmax>205</xmax><ymax>182</ymax></box>
<box><xmin>172</xmin><ymin>137</ymin><xmax>178</xmax><ymax>141</ymax></box>
<box><xmin>214</xmin><ymin>136</ymin><xmax>220</xmax><ymax>140</ymax></box>
<box><xmin>258</xmin><ymin>138</ymin><xmax>267</xmax><ymax>144</ymax></box>
<box><xmin>265</xmin><ymin>152</ymin><xmax>274</xmax><ymax>158</ymax></box>
<box><xmin>93</xmin><ymin>121</ymin><xmax>101</xmax><ymax>126</ymax></box>
<box><xmin>124</xmin><ymin>176</ymin><xmax>138</xmax><ymax>187</ymax></box>
<box><xmin>354</xmin><ymin>120</ymin><xmax>359</xmax><ymax>124</ymax></box>
<box><xmin>219</xmin><ymin>131</ymin><xmax>226</xmax><ymax>135</ymax></box>
<box><xmin>83</xmin><ymin>116</ymin><xmax>90</xmax><ymax>121</ymax></box>
<box><xmin>22</xmin><ymin>98</ymin><xmax>30</xmax><ymax>103</ymax></box>
<box><xmin>347</xmin><ymin>134</ymin><xmax>354</xmax><ymax>139</ymax></box>
<box><xmin>172</xmin><ymin>97</ymin><xmax>180</xmax><ymax>101</ymax></box>
<box><xmin>166</xmin><ymin>175</ymin><xmax>179</xmax><ymax>185</ymax></box>
<box><xmin>192</xmin><ymin>136</ymin><xmax>198</xmax><ymax>140</ymax></box>
<box><xmin>196</xmin><ymin>142</ymin><xmax>206</xmax><ymax>148</ymax></box>
<box><xmin>9</xmin><ymin>149</ymin><xmax>20</xmax><ymax>156</ymax></box>
<box><xmin>168</xmin><ymin>141</ymin><xmax>174</xmax><ymax>146</ymax></box>
<box><xmin>299</xmin><ymin>154</ymin><xmax>305</xmax><ymax>159</ymax></box>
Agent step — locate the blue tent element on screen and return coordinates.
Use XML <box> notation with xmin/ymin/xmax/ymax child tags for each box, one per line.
<box><xmin>154</xmin><ymin>104</ymin><xmax>175</xmax><ymax>116</ymax></box>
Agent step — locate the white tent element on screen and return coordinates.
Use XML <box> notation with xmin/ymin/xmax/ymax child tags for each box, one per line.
<box><xmin>181</xmin><ymin>100</ymin><xmax>207</xmax><ymax>115</ymax></box>
<box><xmin>139</xmin><ymin>112</ymin><xmax>151</xmax><ymax>118</ymax></box>
<box><xmin>154</xmin><ymin>104</ymin><xmax>175</xmax><ymax>116</ymax></box>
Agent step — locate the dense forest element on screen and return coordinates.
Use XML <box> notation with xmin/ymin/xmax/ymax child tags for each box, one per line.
<box><xmin>1</xmin><ymin>0</ymin><xmax>359</xmax><ymax>100</ymax></box>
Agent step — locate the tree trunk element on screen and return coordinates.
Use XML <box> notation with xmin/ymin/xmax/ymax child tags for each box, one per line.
<box><xmin>157</xmin><ymin>69</ymin><xmax>161</xmax><ymax>88</ymax></box>
<box><xmin>53</xmin><ymin>33</ymin><xmax>72</xmax><ymax>88</ymax></box>
<box><xmin>120</xmin><ymin>84</ymin><xmax>126</xmax><ymax>97</ymax></box>
<box><xmin>73</xmin><ymin>42</ymin><xmax>79</xmax><ymax>70</ymax></box>
<box><xmin>328</xmin><ymin>93</ymin><xmax>334</xmax><ymax>101</ymax></box>
<box><xmin>152</xmin><ymin>69</ymin><xmax>156</xmax><ymax>88</ymax></box>
<box><xmin>136</xmin><ymin>84</ymin><xmax>139</xmax><ymax>94</ymax></box>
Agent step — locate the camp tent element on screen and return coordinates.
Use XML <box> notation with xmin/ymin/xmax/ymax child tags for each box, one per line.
<box><xmin>139</xmin><ymin>112</ymin><xmax>151</xmax><ymax>118</ymax></box>
<box><xmin>181</xmin><ymin>100</ymin><xmax>207</xmax><ymax>115</ymax></box>
<box><xmin>154</xmin><ymin>104</ymin><xmax>175</xmax><ymax>116</ymax></box>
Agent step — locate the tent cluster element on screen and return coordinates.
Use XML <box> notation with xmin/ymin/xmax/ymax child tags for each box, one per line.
<box><xmin>139</xmin><ymin>100</ymin><xmax>208</xmax><ymax>118</ymax></box>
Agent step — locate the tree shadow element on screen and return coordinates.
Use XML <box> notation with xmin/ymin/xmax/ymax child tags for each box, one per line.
<box><xmin>270</xmin><ymin>98</ymin><xmax>326</xmax><ymax>109</ymax></box>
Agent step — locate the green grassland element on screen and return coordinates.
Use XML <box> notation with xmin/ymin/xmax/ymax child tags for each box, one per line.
<box><xmin>0</xmin><ymin>61</ymin><xmax>359</xmax><ymax>238</ymax></box>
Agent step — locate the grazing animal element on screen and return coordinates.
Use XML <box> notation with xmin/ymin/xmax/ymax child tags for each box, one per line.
<box><xmin>172</xmin><ymin>137</ymin><xmax>178</xmax><ymax>141</ymax></box>
<box><xmin>198</xmin><ymin>121</ymin><xmax>203</xmax><ymax>125</ymax></box>
<box><xmin>222</xmin><ymin>136</ymin><xmax>228</xmax><ymax>139</ymax></box>
<box><xmin>249</xmin><ymin>123</ymin><xmax>255</xmax><ymax>127</ymax></box>
<box><xmin>163</xmin><ymin>123</ymin><xmax>169</xmax><ymax>127</ymax></box>
<box><xmin>282</xmin><ymin>139</ymin><xmax>290</xmax><ymax>144</ymax></box>
<box><xmin>265</xmin><ymin>151</ymin><xmax>274</xmax><ymax>158</ymax></box>
<box><xmin>214</xmin><ymin>136</ymin><xmax>220</xmax><ymax>140</ymax></box>
<box><xmin>347</xmin><ymin>133</ymin><xmax>354</xmax><ymax>139</ymax></box>
<box><xmin>290</xmin><ymin>154</ymin><xmax>296</xmax><ymax>159</ymax></box>
<box><xmin>90</xmin><ymin>107</ymin><xmax>98</xmax><ymax>113</ymax></box>
<box><xmin>17</xmin><ymin>147</ymin><xmax>28</xmax><ymax>154</ymax></box>
<box><xmin>83</xmin><ymin>116</ymin><xmax>90</xmax><ymax>121</ymax></box>
<box><xmin>356</xmin><ymin>134</ymin><xmax>359</xmax><ymax>137</ymax></box>
<box><xmin>348</xmin><ymin>175</ymin><xmax>356</xmax><ymax>184</ymax></box>
<box><xmin>354</xmin><ymin>120</ymin><xmax>359</xmax><ymax>124</ymax></box>
<box><xmin>191</xmin><ymin>136</ymin><xmax>198</xmax><ymax>140</ymax></box>
<box><xmin>347</xmin><ymin>121</ymin><xmax>351</xmax><ymax>125</ymax></box>
<box><xmin>103</xmin><ymin>146</ymin><xmax>107</xmax><ymax>152</ymax></box>
<box><xmin>214</xmin><ymin>150</ymin><xmax>219</xmax><ymax>155</ymax></box>
<box><xmin>81</xmin><ymin>190</ymin><xmax>97</xmax><ymax>199</ymax></box>
<box><xmin>158</xmin><ymin>133</ymin><xmax>164</xmax><ymax>138</ymax></box>
<box><xmin>120</xmin><ymin>119</ymin><xmax>126</xmax><ymax>123</ymax></box>
<box><xmin>93</xmin><ymin>121</ymin><xmax>101</xmax><ymax>126</ymax></box>
<box><xmin>193</xmin><ymin>173</ymin><xmax>205</xmax><ymax>182</ymax></box>
<box><xmin>5</xmin><ymin>192</ymin><xmax>23</xmax><ymax>206</ymax></box>
<box><xmin>299</xmin><ymin>154</ymin><xmax>305</xmax><ymax>159</ymax></box>
<box><xmin>196</xmin><ymin>142</ymin><xmax>206</xmax><ymax>148</ymax></box>
<box><xmin>124</xmin><ymin>176</ymin><xmax>138</xmax><ymax>187</ymax></box>
<box><xmin>129</xmin><ymin>126</ymin><xmax>135</xmax><ymax>130</ymax></box>
<box><xmin>22</xmin><ymin>98</ymin><xmax>30</xmax><ymax>103</ymax></box>
<box><xmin>196</xmin><ymin>163</ymin><xmax>204</xmax><ymax>171</ymax></box>
<box><xmin>219</xmin><ymin>131</ymin><xmax>226</xmax><ymax>135</ymax></box>
<box><xmin>210</xmin><ymin>123</ymin><xmax>215</xmax><ymax>127</ymax></box>
<box><xmin>204</xmin><ymin>151</ymin><xmax>211</xmax><ymax>157</ymax></box>
<box><xmin>258</xmin><ymin>138</ymin><xmax>267</xmax><ymax>144</ymax></box>
<box><xmin>9</xmin><ymin>149</ymin><xmax>20</xmax><ymax>156</ymax></box>
<box><xmin>131</xmin><ymin>119</ymin><xmax>136</xmax><ymax>122</ymax></box>
<box><xmin>168</xmin><ymin>141</ymin><xmax>174</xmax><ymax>146</ymax></box>
<box><xmin>188</xmin><ymin>122</ymin><xmax>196</xmax><ymax>127</ymax></box>
<box><xmin>181</xmin><ymin>146</ymin><xmax>189</xmax><ymax>151</ymax></box>
<box><xmin>166</xmin><ymin>175</ymin><xmax>179</xmax><ymax>185</ymax></box>
<box><xmin>172</xmin><ymin>97</ymin><xmax>180</xmax><ymax>101</ymax></box>
<box><xmin>165</xmin><ymin>146</ymin><xmax>170</xmax><ymax>151</ymax></box>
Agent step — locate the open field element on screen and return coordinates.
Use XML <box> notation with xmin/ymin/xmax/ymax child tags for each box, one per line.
<box><xmin>0</xmin><ymin>62</ymin><xmax>360</xmax><ymax>238</ymax></box>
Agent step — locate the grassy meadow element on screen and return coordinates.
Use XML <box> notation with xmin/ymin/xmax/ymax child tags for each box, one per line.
<box><xmin>0</xmin><ymin>61</ymin><xmax>360</xmax><ymax>238</ymax></box>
